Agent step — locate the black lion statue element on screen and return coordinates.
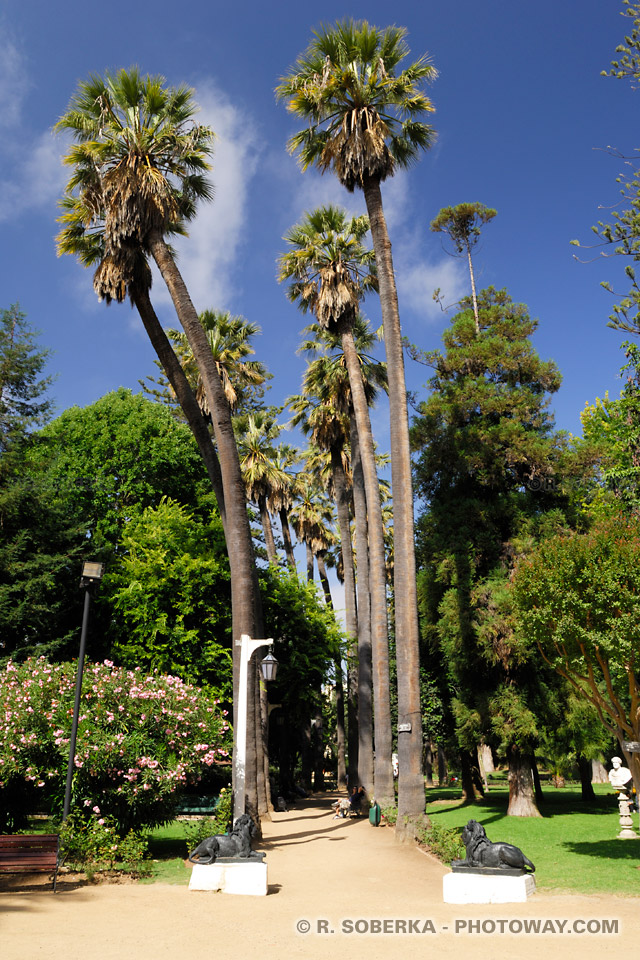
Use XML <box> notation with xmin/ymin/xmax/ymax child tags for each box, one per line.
<box><xmin>188</xmin><ymin>813</ymin><xmax>261</xmax><ymax>864</ymax></box>
<box><xmin>453</xmin><ymin>819</ymin><xmax>535</xmax><ymax>872</ymax></box>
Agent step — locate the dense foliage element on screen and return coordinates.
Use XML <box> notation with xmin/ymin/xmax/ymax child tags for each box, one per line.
<box><xmin>513</xmin><ymin>516</ymin><xmax>640</xmax><ymax>793</ymax></box>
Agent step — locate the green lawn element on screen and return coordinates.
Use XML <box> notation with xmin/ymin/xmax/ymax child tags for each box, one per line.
<box><xmin>424</xmin><ymin>783</ymin><xmax>640</xmax><ymax>896</ymax></box>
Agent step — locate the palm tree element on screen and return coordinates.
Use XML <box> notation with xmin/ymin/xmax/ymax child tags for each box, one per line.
<box><xmin>277</xmin><ymin>23</ymin><xmax>437</xmax><ymax>820</ymax></box>
<box><xmin>237</xmin><ymin>412</ymin><xmax>289</xmax><ymax>566</ymax></box>
<box><xmin>56</xmin><ymin>68</ymin><xmax>265</xmax><ymax>819</ymax></box>
<box><xmin>166</xmin><ymin>310</ymin><xmax>268</xmax><ymax>414</ymax></box>
<box><xmin>279</xmin><ymin>207</ymin><xmax>394</xmax><ymax>803</ymax></box>
<box><xmin>430</xmin><ymin>203</ymin><xmax>497</xmax><ymax>334</ymax></box>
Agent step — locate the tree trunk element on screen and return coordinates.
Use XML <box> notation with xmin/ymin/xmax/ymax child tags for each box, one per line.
<box><xmin>479</xmin><ymin>742</ymin><xmax>495</xmax><ymax>773</ymax></box>
<box><xmin>312</xmin><ymin>700</ymin><xmax>325</xmax><ymax>791</ymax></box>
<box><xmin>423</xmin><ymin>741</ymin><xmax>434</xmax><ymax>788</ymax></box>
<box><xmin>334</xmin><ymin>658</ymin><xmax>347</xmax><ymax>789</ymax></box>
<box><xmin>316</xmin><ymin>550</ymin><xmax>333</xmax><ymax>606</ymax></box>
<box><xmin>258</xmin><ymin>493</ymin><xmax>278</xmax><ymax>565</ymax></box>
<box><xmin>132</xmin><ymin>287</ymin><xmax>226</xmax><ymax>528</ymax></box>
<box><xmin>466</xmin><ymin>240</ymin><xmax>480</xmax><ymax>335</ymax></box>
<box><xmin>351</xmin><ymin>419</ymin><xmax>374</xmax><ymax>793</ymax></box>
<box><xmin>506</xmin><ymin>745</ymin><xmax>542</xmax><ymax>817</ymax></box>
<box><xmin>341</xmin><ymin>326</ymin><xmax>394</xmax><ymax>806</ymax></box>
<box><xmin>437</xmin><ymin>745</ymin><xmax>448</xmax><ymax>785</ymax></box>
<box><xmin>591</xmin><ymin>758</ymin><xmax>609</xmax><ymax>783</ymax></box>
<box><xmin>530</xmin><ymin>754</ymin><xmax>544</xmax><ymax>805</ymax></box>
<box><xmin>148</xmin><ymin>231</ymin><xmax>261</xmax><ymax>820</ymax></box>
<box><xmin>305</xmin><ymin>541</ymin><xmax>314</xmax><ymax>582</ymax></box>
<box><xmin>477</xmin><ymin>744</ymin><xmax>490</xmax><ymax>793</ymax></box>
<box><xmin>362</xmin><ymin>176</ymin><xmax>424</xmax><ymax>827</ymax></box>
<box><xmin>279</xmin><ymin>506</ymin><xmax>296</xmax><ymax>570</ymax></box>
<box><xmin>460</xmin><ymin>749</ymin><xmax>484</xmax><ymax>802</ymax></box>
<box><xmin>578</xmin><ymin>754</ymin><xmax>596</xmax><ymax>801</ymax></box>
<box><xmin>347</xmin><ymin>658</ymin><xmax>359</xmax><ymax>788</ymax></box>
<box><xmin>330</xmin><ymin>441</ymin><xmax>357</xmax><ymax>788</ymax></box>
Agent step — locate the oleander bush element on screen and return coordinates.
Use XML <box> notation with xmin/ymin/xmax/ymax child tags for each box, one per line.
<box><xmin>0</xmin><ymin>657</ymin><xmax>231</xmax><ymax>833</ymax></box>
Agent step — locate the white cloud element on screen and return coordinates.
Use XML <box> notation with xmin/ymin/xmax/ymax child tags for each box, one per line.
<box><xmin>396</xmin><ymin>256</ymin><xmax>467</xmax><ymax>321</ymax></box>
<box><xmin>0</xmin><ymin>36</ymin><xmax>28</xmax><ymax>128</ymax></box>
<box><xmin>152</xmin><ymin>80</ymin><xmax>259</xmax><ymax>313</ymax></box>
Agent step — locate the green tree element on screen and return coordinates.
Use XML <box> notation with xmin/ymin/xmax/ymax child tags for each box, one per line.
<box><xmin>0</xmin><ymin>305</ymin><xmax>54</xmax><ymax>465</ymax></box>
<box><xmin>277</xmin><ymin>22</ymin><xmax>437</xmax><ymax>821</ymax></box>
<box><xmin>513</xmin><ymin>516</ymin><xmax>640</xmax><ymax>797</ymax></box>
<box><xmin>0</xmin><ymin>310</ymin><xmax>86</xmax><ymax>660</ymax></box>
<box><xmin>411</xmin><ymin>287</ymin><xmax>564</xmax><ymax>814</ymax></box>
<box><xmin>108</xmin><ymin>497</ymin><xmax>232</xmax><ymax>696</ymax></box>
<box><xmin>279</xmin><ymin>205</ymin><xmax>393</xmax><ymax>802</ymax></box>
<box><xmin>430</xmin><ymin>203</ymin><xmax>496</xmax><ymax>333</ymax></box>
<box><xmin>571</xmin><ymin>3</ymin><xmax>640</xmax><ymax>334</ymax></box>
<box><xmin>571</xmin><ymin>341</ymin><xmax>640</xmax><ymax>517</ymax></box>
<box><xmin>56</xmin><ymin>68</ymin><xmax>265</xmax><ymax>817</ymax></box>
<box><xmin>1</xmin><ymin>389</ymin><xmax>213</xmax><ymax>662</ymax></box>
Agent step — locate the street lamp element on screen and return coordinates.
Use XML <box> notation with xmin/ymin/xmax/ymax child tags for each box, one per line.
<box><xmin>233</xmin><ymin>634</ymin><xmax>279</xmax><ymax>823</ymax></box>
<box><xmin>62</xmin><ymin>560</ymin><xmax>105</xmax><ymax>822</ymax></box>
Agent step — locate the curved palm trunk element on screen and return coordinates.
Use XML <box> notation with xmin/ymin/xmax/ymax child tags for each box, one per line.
<box><xmin>362</xmin><ymin>176</ymin><xmax>425</xmax><ymax>827</ymax></box>
<box><xmin>341</xmin><ymin>325</ymin><xmax>394</xmax><ymax>805</ymax></box>
<box><xmin>147</xmin><ymin>230</ymin><xmax>263</xmax><ymax>821</ymax></box>
<box><xmin>258</xmin><ymin>493</ymin><xmax>278</xmax><ymax>565</ymax></box>
<box><xmin>316</xmin><ymin>550</ymin><xmax>332</xmax><ymax>606</ymax></box>
<box><xmin>279</xmin><ymin>506</ymin><xmax>296</xmax><ymax>570</ymax></box>
<box><xmin>305</xmin><ymin>540</ymin><xmax>314</xmax><ymax>581</ymax></box>
<box><xmin>132</xmin><ymin>287</ymin><xmax>226</xmax><ymax>528</ymax></box>
<box><xmin>351</xmin><ymin>418</ymin><xmax>374</xmax><ymax>792</ymax></box>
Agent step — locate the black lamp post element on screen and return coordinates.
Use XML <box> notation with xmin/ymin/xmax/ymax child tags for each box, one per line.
<box><xmin>62</xmin><ymin>561</ymin><xmax>105</xmax><ymax>822</ymax></box>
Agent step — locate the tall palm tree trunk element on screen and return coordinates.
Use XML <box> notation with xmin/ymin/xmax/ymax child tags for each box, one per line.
<box><xmin>279</xmin><ymin>506</ymin><xmax>296</xmax><ymax>569</ymax></box>
<box><xmin>316</xmin><ymin>550</ymin><xmax>333</xmax><ymax>606</ymax></box>
<box><xmin>341</xmin><ymin>325</ymin><xmax>394</xmax><ymax>804</ymax></box>
<box><xmin>132</xmin><ymin>287</ymin><xmax>226</xmax><ymax>528</ymax></box>
<box><xmin>258</xmin><ymin>494</ymin><xmax>278</xmax><ymax>565</ymax></box>
<box><xmin>148</xmin><ymin>230</ymin><xmax>262</xmax><ymax>820</ymax></box>
<box><xmin>351</xmin><ymin>418</ymin><xmax>374</xmax><ymax>792</ymax></box>
<box><xmin>362</xmin><ymin>177</ymin><xmax>425</xmax><ymax>827</ymax></box>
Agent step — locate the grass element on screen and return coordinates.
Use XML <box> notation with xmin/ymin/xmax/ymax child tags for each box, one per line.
<box><xmin>142</xmin><ymin>821</ymin><xmax>192</xmax><ymax>885</ymax></box>
<box><xmin>424</xmin><ymin>782</ymin><xmax>640</xmax><ymax>896</ymax></box>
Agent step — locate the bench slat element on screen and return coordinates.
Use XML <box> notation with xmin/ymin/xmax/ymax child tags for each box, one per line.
<box><xmin>0</xmin><ymin>835</ymin><xmax>59</xmax><ymax>891</ymax></box>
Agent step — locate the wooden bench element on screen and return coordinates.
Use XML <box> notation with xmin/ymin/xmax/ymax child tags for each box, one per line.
<box><xmin>0</xmin><ymin>834</ymin><xmax>60</xmax><ymax>892</ymax></box>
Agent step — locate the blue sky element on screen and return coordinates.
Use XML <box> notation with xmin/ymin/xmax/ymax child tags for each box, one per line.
<box><xmin>1</xmin><ymin>0</ymin><xmax>636</xmax><ymax>449</ymax></box>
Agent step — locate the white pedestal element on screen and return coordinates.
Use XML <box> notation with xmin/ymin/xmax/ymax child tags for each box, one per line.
<box><xmin>443</xmin><ymin>871</ymin><xmax>536</xmax><ymax>904</ymax></box>
<box><xmin>189</xmin><ymin>860</ymin><xmax>268</xmax><ymax>896</ymax></box>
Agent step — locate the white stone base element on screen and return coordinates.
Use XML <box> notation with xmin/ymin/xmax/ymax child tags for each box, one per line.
<box><xmin>443</xmin><ymin>871</ymin><xmax>536</xmax><ymax>904</ymax></box>
<box><xmin>189</xmin><ymin>860</ymin><xmax>268</xmax><ymax>896</ymax></box>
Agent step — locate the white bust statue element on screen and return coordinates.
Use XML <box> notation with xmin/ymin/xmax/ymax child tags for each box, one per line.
<box><xmin>608</xmin><ymin>756</ymin><xmax>632</xmax><ymax>789</ymax></box>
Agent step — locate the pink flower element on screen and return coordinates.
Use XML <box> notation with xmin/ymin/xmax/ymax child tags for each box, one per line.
<box><xmin>93</xmin><ymin>805</ymin><xmax>100</xmax><ymax>814</ymax></box>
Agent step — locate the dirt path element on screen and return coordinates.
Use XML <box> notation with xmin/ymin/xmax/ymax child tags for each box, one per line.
<box><xmin>1</xmin><ymin>795</ymin><xmax>637</xmax><ymax>959</ymax></box>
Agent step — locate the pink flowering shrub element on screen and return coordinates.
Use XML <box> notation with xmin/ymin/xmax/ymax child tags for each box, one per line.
<box><xmin>0</xmin><ymin>658</ymin><xmax>231</xmax><ymax>833</ymax></box>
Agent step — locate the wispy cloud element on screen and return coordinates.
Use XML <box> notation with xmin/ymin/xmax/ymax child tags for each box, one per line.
<box><xmin>152</xmin><ymin>80</ymin><xmax>260</xmax><ymax>314</ymax></box>
<box><xmin>0</xmin><ymin>35</ymin><xmax>28</xmax><ymax>129</ymax></box>
<box><xmin>0</xmin><ymin>30</ymin><xmax>67</xmax><ymax>223</ymax></box>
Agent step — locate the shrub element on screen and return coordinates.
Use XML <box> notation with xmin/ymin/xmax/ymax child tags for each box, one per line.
<box><xmin>59</xmin><ymin>811</ymin><xmax>149</xmax><ymax>876</ymax></box>
<box><xmin>0</xmin><ymin>658</ymin><xmax>231</xmax><ymax>833</ymax></box>
<box><xmin>416</xmin><ymin>820</ymin><xmax>465</xmax><ymax>863</ymax></box>
<box><xmin>182</xmin><ymin>785</ymin><xmax>233</xmax><ymax>857</ymax></box>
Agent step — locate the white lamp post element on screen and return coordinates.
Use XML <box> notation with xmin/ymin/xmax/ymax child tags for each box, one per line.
<box><xmin>233</xmin><ymin>634</ymin><xmax>278</xmax><ymax>822</ymax></box>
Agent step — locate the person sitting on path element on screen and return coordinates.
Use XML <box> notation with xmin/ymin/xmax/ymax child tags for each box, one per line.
<box><xmin>349</xmin><ymin>785</ymin><xmax>366</xmax><ymax>816</ymax></box>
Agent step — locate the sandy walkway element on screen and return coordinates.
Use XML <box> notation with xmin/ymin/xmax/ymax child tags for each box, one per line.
<box><xmin>1</xmin><ymin>795</ymin><xmax>637</xmax><ymax>959</ymax></box>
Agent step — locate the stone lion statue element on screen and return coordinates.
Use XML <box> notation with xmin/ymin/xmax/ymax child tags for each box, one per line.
<box><xmin>454</xmin><ymin>819</ymin><xmax>535</xmax><ymax>872</ymax></box>
<box><xmin>188</xmin><ymin>813</ymin><xmax>261</xmax><ymax>864</ymax></box>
